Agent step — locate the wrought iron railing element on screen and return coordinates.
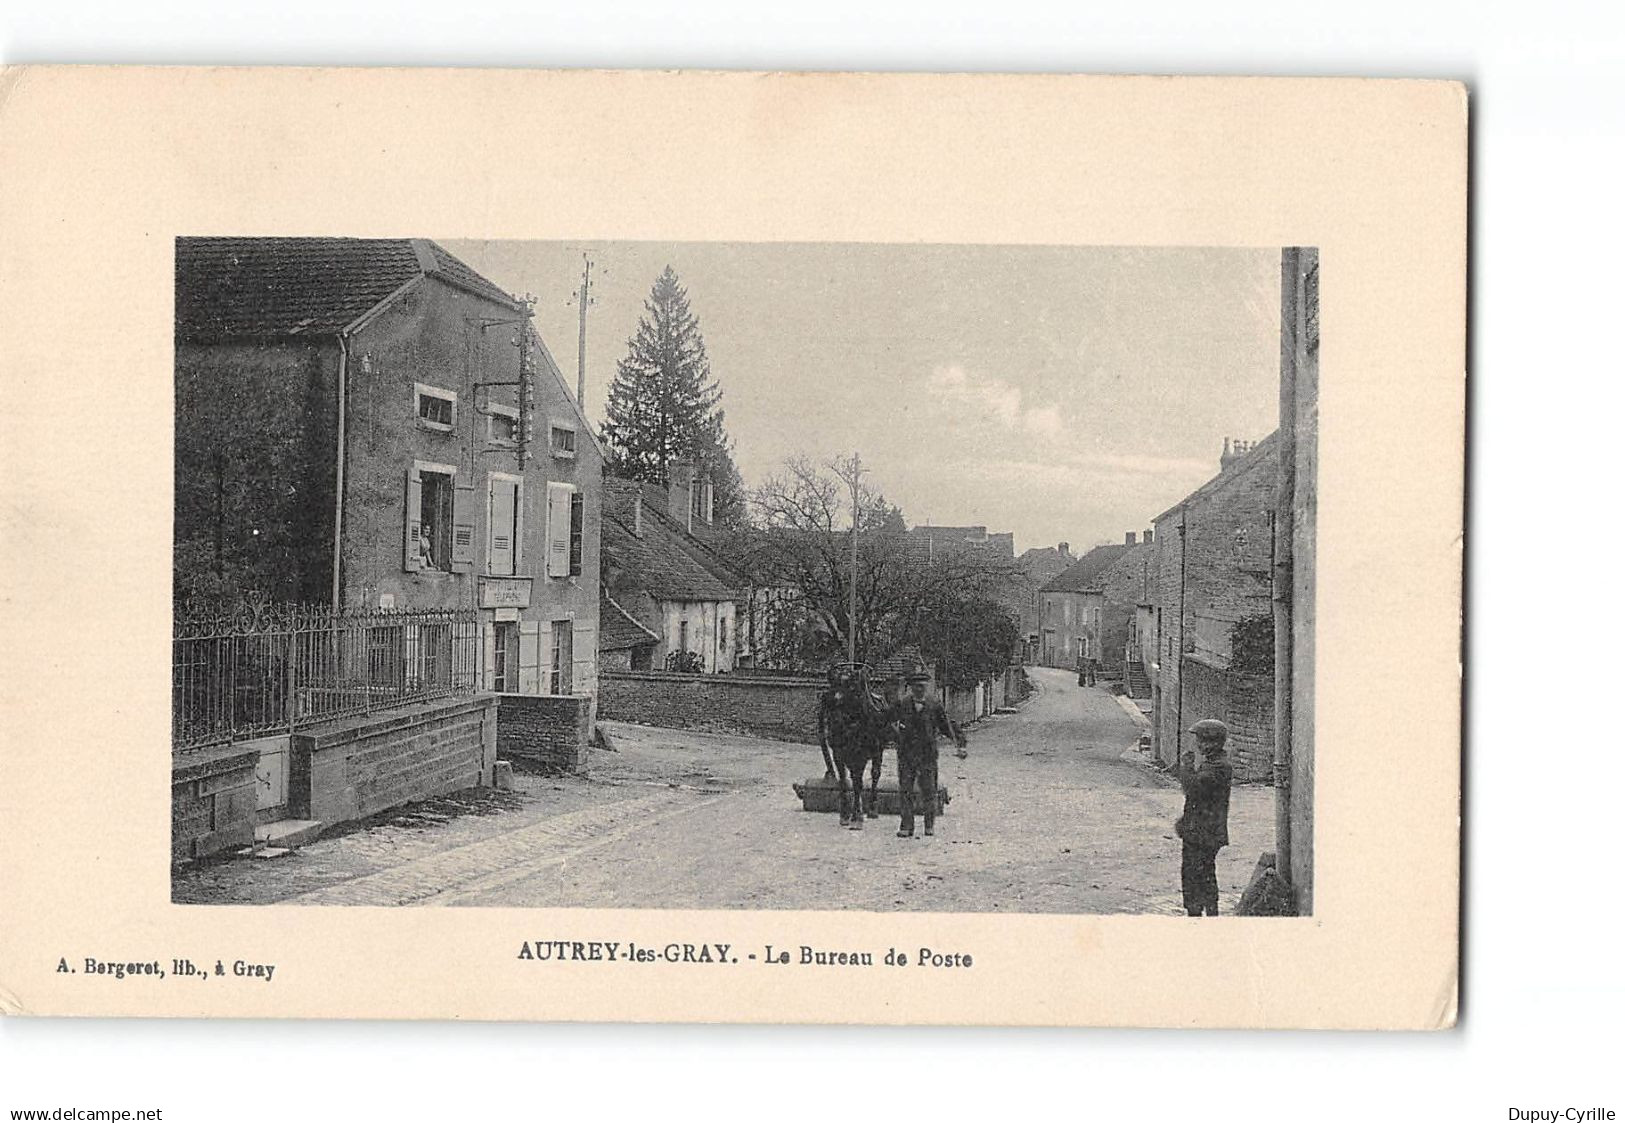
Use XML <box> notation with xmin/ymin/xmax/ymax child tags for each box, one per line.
<box><xmin>172</xmin><ymin>597</ymin><xmax>480</xmax><ymax>752</ymax></box>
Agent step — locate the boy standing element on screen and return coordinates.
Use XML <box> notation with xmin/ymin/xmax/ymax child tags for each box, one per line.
<box><xmin>1176</xmin><ymin>719</ymin><xmax>1234</xmax><ymax>917</ymax></box>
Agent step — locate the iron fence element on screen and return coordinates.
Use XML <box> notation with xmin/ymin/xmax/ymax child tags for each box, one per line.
<box><xmin>173</xmin><ymin>597</ymin><xmax>481</xmax><ymax>752</ymax></box>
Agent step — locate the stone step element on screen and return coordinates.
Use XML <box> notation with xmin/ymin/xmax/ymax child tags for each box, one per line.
<box><xmin>255</xmin><ymin>819</ymin><xmax>324</xmax><ymax>850</ymax></box>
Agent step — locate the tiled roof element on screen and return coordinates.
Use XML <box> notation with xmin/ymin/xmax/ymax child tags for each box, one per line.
<box><xmin>1039</xmin><ymin>544</ymin><xmax>1130</xmax><ymax>594</ymax></box>
<box><xmin>1152</xmin><ymin>430</ymin><xmax>1281</xmax><ymax>524</ymax></box>
<box><xmin>601</xmin><ymin>480</ymin><xmax>740</xmax><ymax>603</ymax></box>
<box><xmin>175</xmin><ymin>237</ymin><xmax>517</xmax><ymax>339</ymax></box>
<box><xmin>599</xmin><ymin>592</ymin><xmax>660</xmax><ymax>651</ymax></box>
<box><xmin>604</xmin><ymin>477</ymin><xmax>745</xmax><ymax>594</ymax></box>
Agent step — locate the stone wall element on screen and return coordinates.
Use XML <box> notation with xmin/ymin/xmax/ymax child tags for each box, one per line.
<box><xmin>1178</xmin><ymin>657</ymin><xmax>1275</xmax><ymax>782</ymax></box>
<box><xmin>290</xmin><ymin>695</ymin><xmax>497</xmax><ymax>826</ymax></box>
<box><xmin>1150</xmin><ymin>436</ymin><xmax>1278</xmax><ymax>768</ymax></box>
<box><xmin>599</xmin><ymin>670</ymin><xmax>823</xmax><ymax>743</ymax></box>
<box><xmin>497</xmin><ymin>693</ymin><xmax>594</xmax><ymax>771</ymax></box>
<box><xmin>172</xmin><ymin>744</ymin><xmax>259</xmax><ymax>864</ymax></box>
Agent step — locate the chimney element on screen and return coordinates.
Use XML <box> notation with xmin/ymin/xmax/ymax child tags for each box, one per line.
<box><xmin>701</xmin><ymin>478</ymin><xmax>715</xmax><ymax>525</ymax></box>
<box><xmin>632</xmin><ymin>493</ymin><xmax>644</xmax><ymax>537</ymax></box>
<box><xmin>668</xmin><ymin>459</ymin><xmax>695</xmax><ymax>532</ymax></box>
<box><xmin>1124</xmin><ymin>531</ymin><xmax>1137</xmax><ymax>546</ymax></box>
<box><xmin>1059</xmin><ymin>541</ymin><xmax>1070</xmax><ymax>557</ymax></box>
<box><xmin>1143</xmin><ymin>528</ymin><xmax>1154</xmax><ymax>546</ymax></box>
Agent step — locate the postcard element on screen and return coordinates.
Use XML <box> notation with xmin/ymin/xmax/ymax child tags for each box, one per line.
<box><xmin>0</xmin><ymin>67</ymin><xmax>1464</xmax><ymax>1027</ymax></box>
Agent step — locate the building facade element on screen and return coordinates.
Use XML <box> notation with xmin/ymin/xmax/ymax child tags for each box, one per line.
<box><xmin>1037</xmin><ymin>544</ymin><xmax>1129</xmax><ymax>668</ymax></box>
<box><xmin>600</xmin><ymin>473</ymin><xmax>743</xmax><ymax>674</ymax></box>
<box><xmin>175</xmin><ymin>236</ymin><xmax>604</xmax><ymax>699</ymax></box>
<box><xmin>1147</xmin><ymin>433</ymin><xmax>1279</xmax><ymax>781</ymax></box>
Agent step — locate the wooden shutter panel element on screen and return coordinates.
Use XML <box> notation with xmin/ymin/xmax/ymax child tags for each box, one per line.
<box><xmin>547</xmin><ymin>485</ymin><xmax>571</xmax><ymax>577</ymax></box>
<box><xmin>452</xmin><ymin>483</ymin><xmax>476</xmax><ymax>572</ymax></box>
<box><xmin>403</xmin><ymin>469</ymin><xmax>422</xmax><ymax>572</ymax></box>
<box><xmin>569</xmin><ymin>493</ymin><xmax>584</xmax><ymax>576</ymax></box>
<box><xmin>489</xmin><ymin>480</ymin><xmax>517</xmax><ymax>576</ymax></box>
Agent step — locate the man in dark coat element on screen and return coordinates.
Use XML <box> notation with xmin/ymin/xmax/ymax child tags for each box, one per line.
<box><xmin>889</xmin><ymin>672</ymin><xmax>966</xmax><ymax>839</ymax></box>
<box><xmin>1175</xmin><ymin>718</ymin><xmax>1234</xmax><ymax>917</ymax></box>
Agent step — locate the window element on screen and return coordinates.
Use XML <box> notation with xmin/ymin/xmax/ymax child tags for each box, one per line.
<box><xmin>549</xmin><ymin>620</ymin><xmax>573</xmax><ymax>695</ymax></box>
<box><xmin>550</xmin><ymin>424</ymin><xmax>577</xmax><ymax>458</ymax></box>
<box><xmin>545</xmin><ymin>483</ymin><xmax>579</xmax><ymax>578</ymax></box>
<box><xmin>487</xmin><ymin>474</ymin><xmax>522</xmax><ymax>576</ymax></box>
<box><xmin>419</xmin><ymin>470</ymin><xmax>453</xmax><ymax>570</ymax></box>
<box><xmin>404</xmin><ymin>462</ymin><xmax>469</xmax><ymax>573</ymax></box>
<box><xmin>493</xmin><ymin>622</ymin><xmax>519</xmax><ymax>692</ymax></box>
<box><xmin>415</xmin><ymin>383</ymin><xmax>457</xmax><ymax>431</ymax></box>
<box><xmin>488</xmin><ymin>402</ymin><xmax>519</xmax><ymax>446</ymax></box>
<box><xmin>718</xmin><ymin>615</ymin><xmax>728</xmax><ymax>652</ymax></box>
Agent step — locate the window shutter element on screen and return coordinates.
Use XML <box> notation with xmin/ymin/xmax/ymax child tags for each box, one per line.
<box><xmin>489</xmin><ymin>480</ymin><xmax>517</xmax><ymax>576</ymax></box>
<box><xmin>547</xmin><ymin>485</ymin><xmax>571</xmax><ymax>577</ymax></box>
<box><xmin>452</xmin><ymin>483</ymin><xmax>476</xmax><ymax>572</ymax></box>
<box><xmin>403</xmin><ymin>469</ymin><xmax>422</xmax><ymax>572</ymax></box>
<box><xmin>569</xmin><ymin>492</ymin><xmax>584</xmax><ymax>576</ymax></box>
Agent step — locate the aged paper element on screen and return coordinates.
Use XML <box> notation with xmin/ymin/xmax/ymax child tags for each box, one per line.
<box><xmin>0</xmin><ymin>67</ymin><xmax>1464</xmax><ymax>1027</ymax></box>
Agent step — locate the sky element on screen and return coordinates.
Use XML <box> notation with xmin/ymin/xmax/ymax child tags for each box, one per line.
<box><xmin>444</xmin><ymin>240</ymin><xmax>1281</xmax><ymax>555</ymax></box>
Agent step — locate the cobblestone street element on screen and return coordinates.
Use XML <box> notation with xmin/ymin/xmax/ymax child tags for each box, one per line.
<box><xmin>173</xmin><ymin>667</ymin><xmax>1272</xmax><ymax>913</ymax></box>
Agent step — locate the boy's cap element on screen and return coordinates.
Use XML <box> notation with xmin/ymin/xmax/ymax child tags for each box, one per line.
<box><xmin>1187</xmin><ymin>719</ymin><xmax>1229</xmax><ymax>739</ymax></box>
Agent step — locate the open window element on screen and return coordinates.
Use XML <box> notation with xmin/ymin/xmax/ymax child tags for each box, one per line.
<box><xmin>404</xmin><ymin>461</ymin><xmax>473</xmax><ymax>573</ymax></box>
<box><xmin>415</xmin><ymin>383</ymin><xmax>457</xmax><ymax>432</ymax></box>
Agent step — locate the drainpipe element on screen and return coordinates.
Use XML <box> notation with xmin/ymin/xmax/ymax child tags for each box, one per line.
<box><xmin>331</xmin><ymin>335</ymin><xmax>349</xmax><ymax>613</ymax></box>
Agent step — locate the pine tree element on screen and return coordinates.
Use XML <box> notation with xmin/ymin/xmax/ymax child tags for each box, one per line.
<box><xmin>601</xmin><ymin>266</ymin><xmax>730</xmax><ymax>492</ymax></box>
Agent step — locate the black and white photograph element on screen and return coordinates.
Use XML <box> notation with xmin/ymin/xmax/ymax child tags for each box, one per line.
<box><xmin>169</xmin><ymin>238</ymin><xmax>1319</xmax><ymax>918</ymax></box>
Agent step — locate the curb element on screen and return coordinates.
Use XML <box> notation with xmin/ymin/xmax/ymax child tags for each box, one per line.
<box><xmin>1113</xmin><ymin>693</ymin><xmax>1151</xmax><ymax>728</ymax></box>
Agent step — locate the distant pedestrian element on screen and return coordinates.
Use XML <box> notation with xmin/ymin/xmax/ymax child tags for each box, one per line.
<box><xmin>1084</xmin><ymin>657</ymin><xmax>1098</xmax><ymax>686</ymax></box>
<box><xmin>888</xmin><ymin>672</ymin><xmax>966</xmax><ymax>839</ymax></box>
<box><xmin>1175</xmin><ymin>718</ymin><xmax>1233</xmax><ymax>917</ymax></box>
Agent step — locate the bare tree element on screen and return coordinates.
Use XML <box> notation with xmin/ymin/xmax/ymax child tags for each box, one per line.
<box><xmin>729</xmin><ymin>457</ymin><xmax>1020</xmax><ymax>674</ymax></box>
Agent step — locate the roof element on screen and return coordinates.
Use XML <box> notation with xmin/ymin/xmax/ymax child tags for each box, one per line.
<box><xmin>601</xmin><ymin>479</ymin><xmax>742</xmax><ymax>603</ymax></box>
<box><xmin>1018</xmin><ymin>545</ymin><xmax>1076</xmax><ymax>587</ymax></box>
<box><xmin>1039</xmin><ymin>544</ymin><xmax>1130</xmax><ymax>594</ymax></box>
<box><xmin>175</xmin><ymin>237</ymin><xmax>518</xmax><ymax>339</ymax></box>
<box><xmin>1152</xmin><ymin>430</ymin><xmax>1281</xmax><ymax>525</ymax></box>
<box><xmin>599</xmin><ymin>592</ymin><xmax>660</xmax><ymax>651</ymax></box>
<box><xmin>907</xmin><ymin>525</ymin><xmax>1015</xmax><ymax>559</ymax></box>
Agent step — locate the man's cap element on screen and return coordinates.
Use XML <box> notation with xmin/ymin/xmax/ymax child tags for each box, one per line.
<box><xmin>1187</xmin><ymin>718</ymin><xmax>1229</xmax><ymax>740</ymax></box>
<box><xmin>905</xmin><ymin>671</ymin><xmax>931</xmax><ymax>682</ymax></box>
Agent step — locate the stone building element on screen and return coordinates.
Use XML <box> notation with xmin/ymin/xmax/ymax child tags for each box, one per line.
<box><xmin>1015</xmin><ymin>542</ymin><xmax>1074</xmax><ymax>663</ymax></box>
<box><xmin>600</xmin><ymin>472</ymin><xmax>744</xmax><ymax>673</ymax></box>
<box><xmin>1147</xmin><ymin>432</ymin><xmax>1279</xmax><ymax>781</ymax></box>
<box><xmin>1037</xmin><ymin>544</ymin><xmax>1129</xmax><ymax>668</ymax></box>
<box><xmin>175</xmin><ymin>236</ymin><xmax>605</xmax><ymax>697</ymax></box>
<box><xmin>1094</xmin><ymin>531</ymin><xmax>1156</xmax><ymax>679</ymax></box>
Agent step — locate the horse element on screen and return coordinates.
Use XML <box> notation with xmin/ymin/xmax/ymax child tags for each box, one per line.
<box><xmin>816</xmin><ymin>662</ymin><xmax>894</xmax><ymax>829</ymax></box>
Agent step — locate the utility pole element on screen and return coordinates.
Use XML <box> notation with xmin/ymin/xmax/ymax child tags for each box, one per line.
<box><xmin>569</xmin><ymin>254</ymin><xmax>595</xmax><ymax>409</ymax></box>
<box><xmin>833</xmin><ymin>451</ymin><xmax>867</xmax><ymax>665</ymax></box>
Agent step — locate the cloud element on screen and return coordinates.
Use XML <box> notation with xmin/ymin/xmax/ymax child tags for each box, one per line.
<box><xmin>926</xmin><ymin>364</ymin><xmax>1067</xmax><ymax>439</ymax></box>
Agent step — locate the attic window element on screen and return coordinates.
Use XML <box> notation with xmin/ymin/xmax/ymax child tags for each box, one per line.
<box><xmin>487</xmin><ymin>402</ymin><xmax>519</xmax><ymax>446</ymax></box>
<box><xmin>416</xmin><ymin>383</ymin><xmax>456</xmax><ymax>431</ymax></box>
<box><xmin>550</xmin><ymin>424</ymin><xmax>577</xmax><ymax>458</ymax></box>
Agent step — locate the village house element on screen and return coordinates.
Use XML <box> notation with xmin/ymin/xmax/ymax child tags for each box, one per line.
<box><xmin>1015</xmin><ymin>542</ymin><xmax>1074</xmax><ymax>663</ymax></box>
<box><xmin>172</xmin><ymin>237</ymin><xmax>610</xmax><ymax>856</ymax></box>
<box><xmin>600</xmin><ymin>468</ymin><xmax>744</xmax><ymax>674</ymax></box>
<box><xmin>1146</xmin><ymin>433</ymin><xmax>1279</xmax><ymax>782</ymax></box>
<box><xmin>1036</xmin><ymin>543</ymin><xmax>1129</xmax><ymax>668</ymax></box>
<box><xmin>1094</xmin><ymin>530</ymin><xmax>1156</xmax><ymax>689</ymax></box>
<box><xmin>175</xmin><ymin>236</ymin><xmax>605</xmax><ymax>695</ymax></box>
